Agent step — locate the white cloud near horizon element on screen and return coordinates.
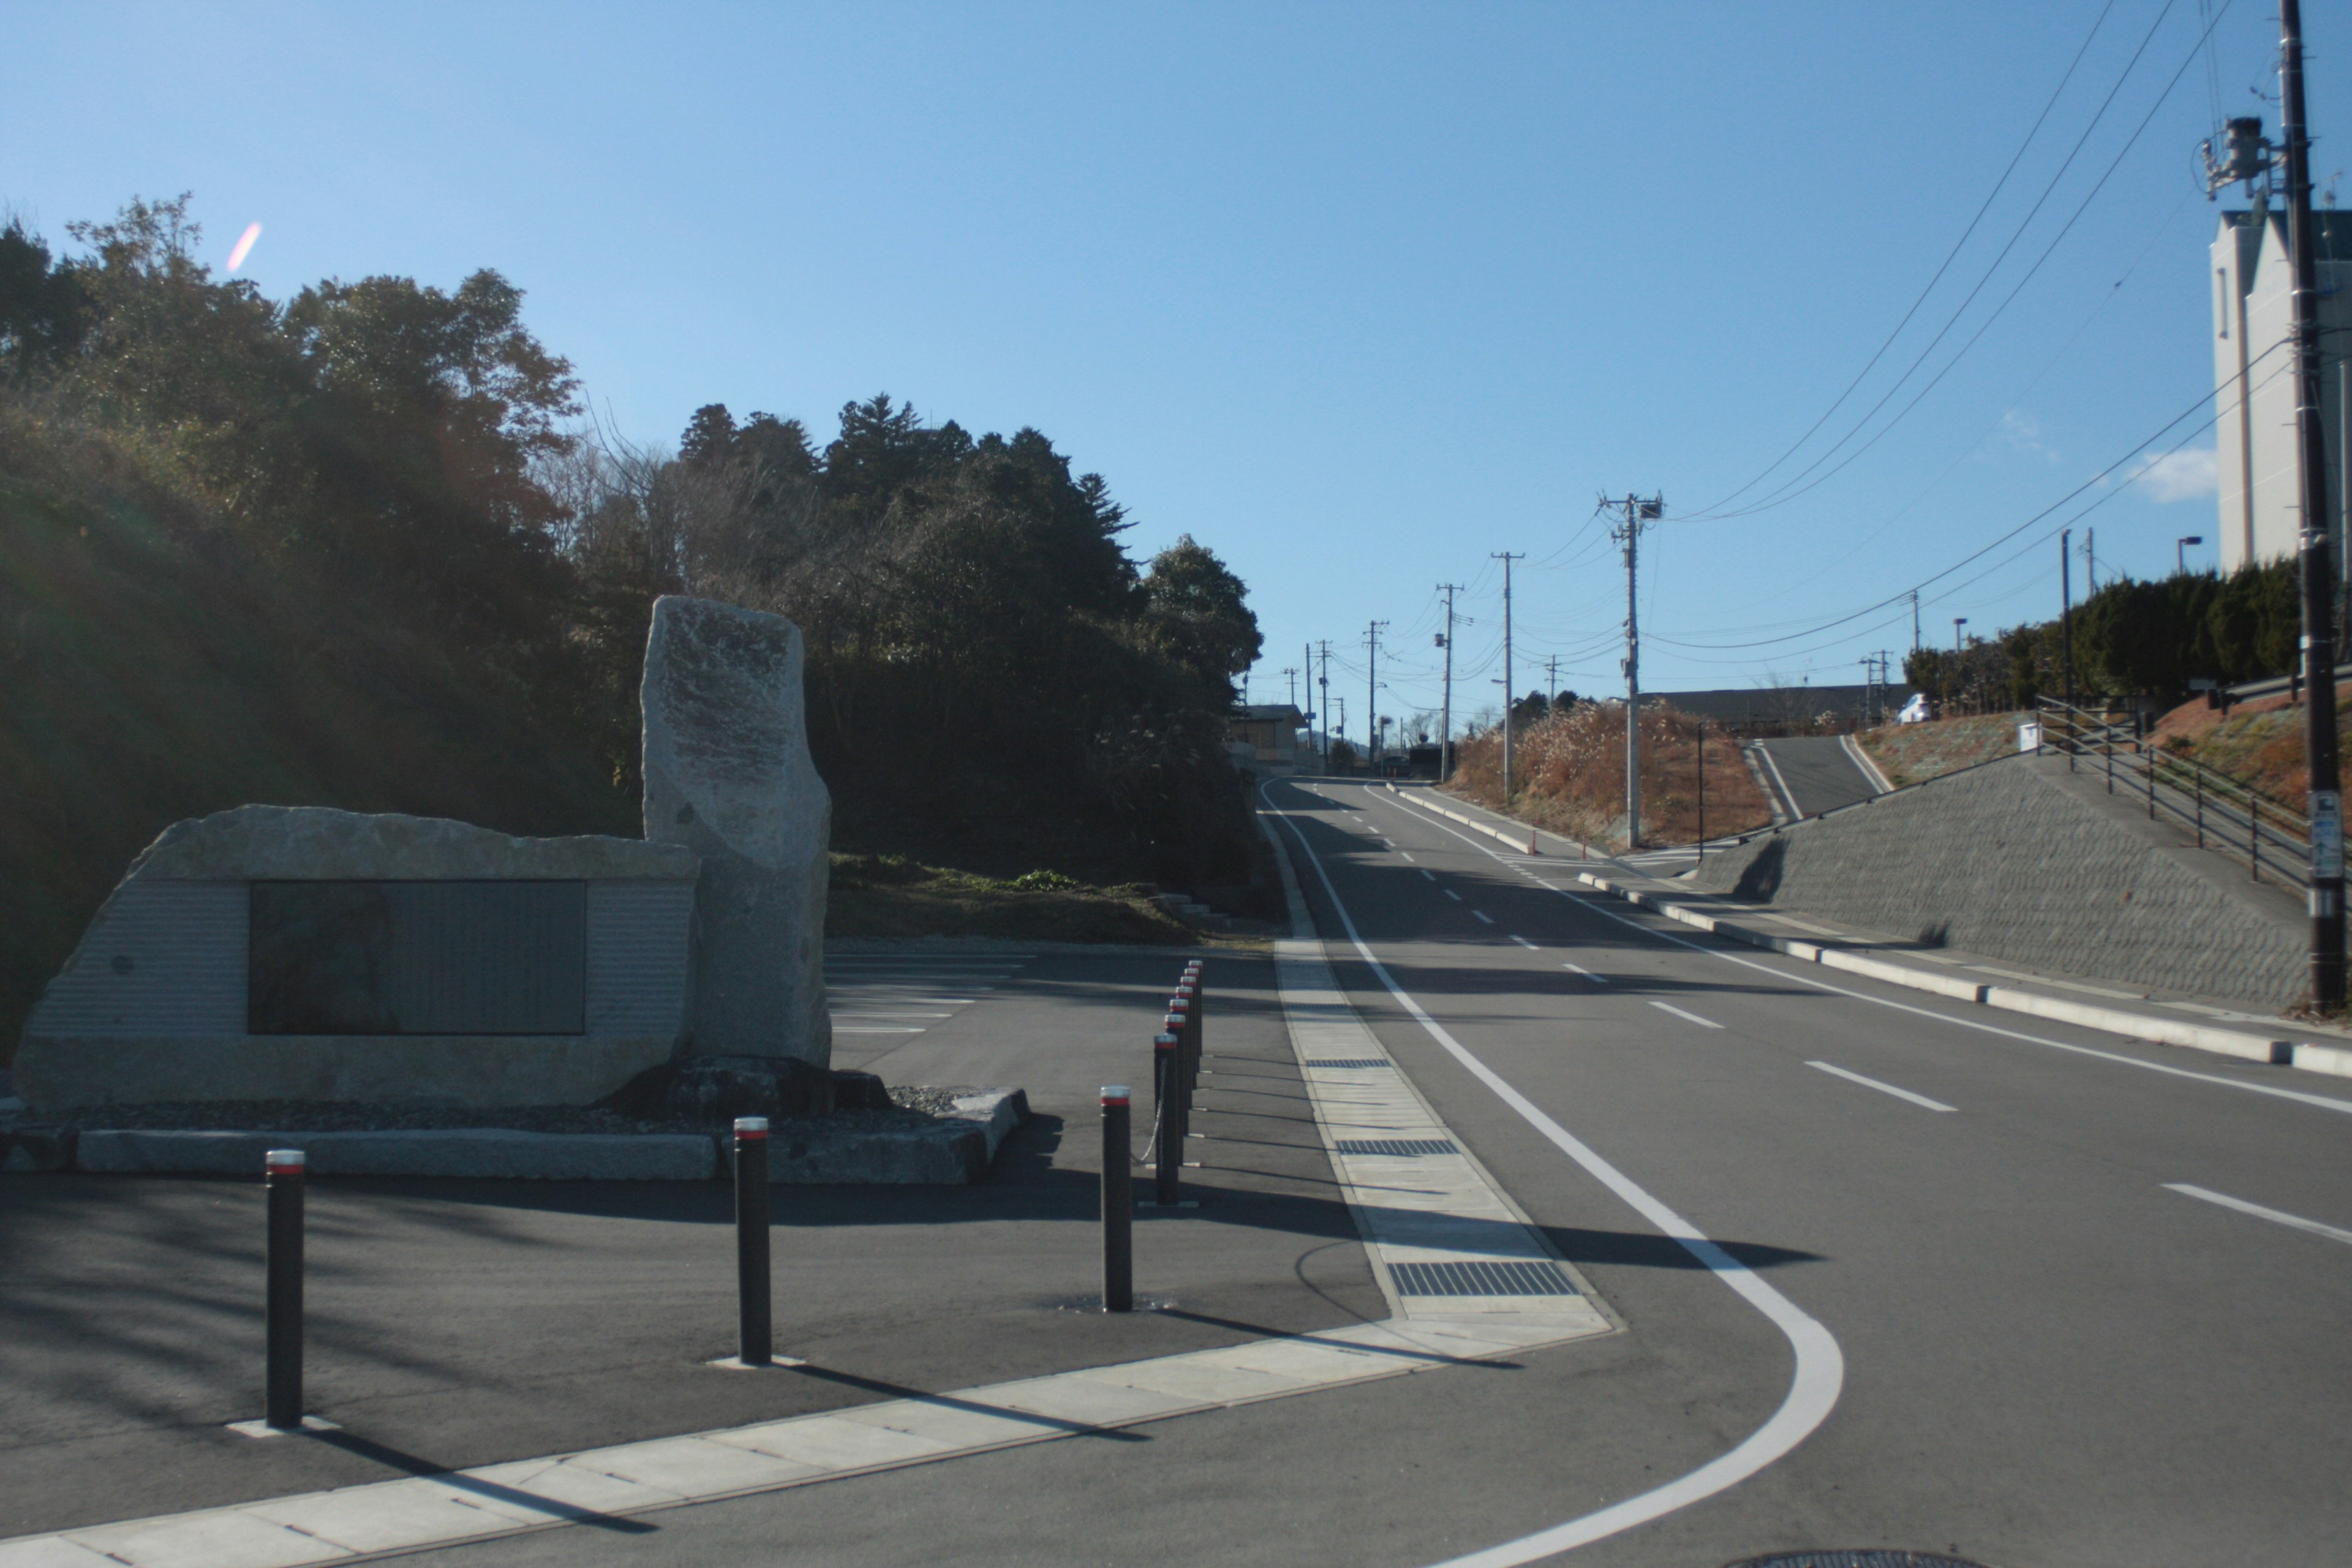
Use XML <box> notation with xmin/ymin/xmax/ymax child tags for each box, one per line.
<box><xmin>2124</xmin><ymin>445</ymin><xmax>2219</xmax><ymax>502</ymax></box>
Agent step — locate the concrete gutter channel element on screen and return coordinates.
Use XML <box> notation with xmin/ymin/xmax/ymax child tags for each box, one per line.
<box><xmin>1382</xmin><ymin>783</ymin><xmax>2352</xmax><ymax>1084</ymax></box>
<box><xmin>1</xmin><ymin>1090</ymin><xmax>1029</xmax><ymax>1182</ymax></box>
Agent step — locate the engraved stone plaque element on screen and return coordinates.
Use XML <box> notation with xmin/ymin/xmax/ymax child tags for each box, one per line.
<box><xmin>249</xmin><ymin>881</ymin><xmax>587</xmax><ymax>1036</ymax></box>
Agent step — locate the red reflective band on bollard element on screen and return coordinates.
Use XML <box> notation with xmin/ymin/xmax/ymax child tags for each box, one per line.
<box><xmin>733</xmin><ymin>1118</ymin><xmax>772</xmax><ymax>1366</ymax></box>
<box><xmin>263</xmin><ymin>1148</ymin><xmax>306</xmax><ymax>1430</ymax></box>
<box><xmin>1101</xmin><ymin>1086</ymin><xmax>1133</xmax><ymax>1311</ymax></box>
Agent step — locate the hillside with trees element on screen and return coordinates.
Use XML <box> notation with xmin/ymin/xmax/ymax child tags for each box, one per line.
<box><xmin>0</xmin><ymin>197</ymin><xmax>1260</xmax><ymax>1060</ymax></box>
<box><xmin>1903</xmin><ymin>560</ymin><xmax>2299</xmax><ymax>713</ymax></box>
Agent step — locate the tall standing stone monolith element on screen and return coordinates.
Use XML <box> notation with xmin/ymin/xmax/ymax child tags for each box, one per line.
<box><xmin>642</xmin><ymin>597</ymin><xmax>832</xmax><ymax>1067</ymax></box>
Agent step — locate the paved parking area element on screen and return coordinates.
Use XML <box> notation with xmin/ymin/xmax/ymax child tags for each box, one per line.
<box><xmin>0</xmin><ymin>947</ymin><xmax>1379</xmax><ymax>1539</ymax></box>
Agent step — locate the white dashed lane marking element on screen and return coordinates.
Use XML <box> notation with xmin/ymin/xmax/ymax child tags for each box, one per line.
<box><xmin>1471</xmin><ymin>910</ymin><xmax>1495</xmax><ymax>925</ymax></box>
<box><xmin>1509</xmin><ymin>936</ymin><xmax>1537</xmax><ymax>950</ymax></box>
<box><xmin>1646</xmin><ymin>1001</ymin><xmax>1722</xmax><ymax>1030</ymax></box>
<box><xmin>1805</xmin><ymin>1060</ymin><xmax>1955</xmax><ymax>1113</ymax></box>
<box><xmin>2165</xmin><ymin>1183</ymin><xmax>2352</xmax><ymax>1246</ymax></box>
<box><xmin>1562</xmin><ymin>963</ymin><xmax>1606</xmax><ymax>984</ymax></box>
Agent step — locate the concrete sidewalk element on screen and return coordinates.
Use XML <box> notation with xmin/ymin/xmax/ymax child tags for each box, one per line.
<box><xmin>0</xmin><ymin>948</ymin><xmax>1382</xmax><ymax>1541</ymax></box>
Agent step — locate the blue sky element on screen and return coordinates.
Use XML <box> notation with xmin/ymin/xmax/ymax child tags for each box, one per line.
<box><xmin>7</xmin><ymin>2</ymin><xmax>2346</xmax><ymax>739</ymax></box>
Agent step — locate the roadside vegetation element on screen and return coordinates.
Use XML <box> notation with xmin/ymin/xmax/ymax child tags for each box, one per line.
<box><xmin>2148</xmin><ymin>692</ymin><xmax>2352</xmax><ymax>812</ymax></box>
<box><xmin>1902</xmin><ymin>560</ymin><xmax>2297</xmax><ymax>714</ymax></box>
<box><xmin>1855</xmin><ymin>713</ymin><xmax>2026</xmax><ymax>788</ymax></box>
<box><xmin>0</xmin><ymin>197</ymin><xmax>1264</xmax><ymax>1060</ymax></box>
<box><xmin>1446</xmin><ymin>701</ymin><xmax>1772</xmax><ymax>851</ymax></box>
<box><xmin>826</xmin><ymin>853</ymin><xmax>1267</xmax><ymax>945</ymax></box>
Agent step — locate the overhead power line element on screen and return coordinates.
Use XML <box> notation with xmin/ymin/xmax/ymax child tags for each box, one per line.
<box><xmin>1685</xmin><ymin>0</ymin><xmax>2125</xmax><ymax>520</ymax></box>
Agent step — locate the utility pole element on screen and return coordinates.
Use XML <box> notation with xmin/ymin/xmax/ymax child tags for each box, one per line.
<box><xmin>2084</xmin><ymin>527</ymin><xmax>2097</xmax><ymax>595</ymax></box>
<box><xmin>2281</xmin><ymin>0</ymin><xmax>2345</xmax><ymax>1007</ymax></box>
<box><xmin>1545</xmin><ymin>655</ymin><xmax>1561</xmax><ymax>711</ymax></box>
<box><xmin>1604</xmin><ymin>494</ymin><xmax>1664</xmax><ymax>848</ymax></box>
<box><xmin>1283</xmin><ymin>666</ymin><xmax>1297</xmax><ymax>710</ymax></box>
<box><xmin>1910</xmin><ymin>589</ymin><xmax>1921</xmax><ymax>655</ymax></box>
<box><xmin>1365</xmin><ymin>620</ymin><xmax>1389</xmax><ymax>773</ymax></box>
<box><xmin>1491</xmin><ymin>554</ymin><xmax>1524</xmax><ymax>798</ymax></box>
<box><xmin>2198</xmin><ymin>51</ymin><xmax>2343</xmax><ymax>1006</ymax></box>
<box><xmin>1314</xmin><ymin>640</ymin><xmax>1333</xmax><ymax>772</ymax></box>
<box><xmin>2060</xmin><ymin>529</ymin><xmax>2075</xmax><ymax>708</ymax></box>
<box><xmin>1436</xmin><ymin>582</ymin><xmax>1463</xmax><ymax>782</ymax></box>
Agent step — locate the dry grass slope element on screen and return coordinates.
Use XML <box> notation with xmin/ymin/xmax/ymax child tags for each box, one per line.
<box><xmin>1446</xmin><ymin>702</ymin><xmax>1772</xmax><ymax>851</ymax></box>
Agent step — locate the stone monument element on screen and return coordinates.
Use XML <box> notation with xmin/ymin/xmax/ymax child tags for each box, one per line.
<box><xmin>14</xmin><ymin>594</ymin><xmax>836</xmax><ymax>1117</ymax></box>
<box><xmin>641</xmin><ymin>595</ymin><xmax>832</xmax><ymax>1068</ymax></box>
<box><xmin>13</xmin><ymin>808</ymin><xmax>699</xmax><ymax>1112</ymax></box>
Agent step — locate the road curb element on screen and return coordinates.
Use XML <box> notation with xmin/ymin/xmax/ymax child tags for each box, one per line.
<box><xmin>1387</xmin><ymin>784</ymin><xmax>1551</xmax><ymax>853</ymax></box>
<box><xmin>26</xmin><ymin>1091</ymin><xmax>1033</xmax><ymax>1182</ymax></box>
<box><xmin>1568</xmin><ymin>870</ymin><xmax>2351</xmax><ymax>1081</ymax></box>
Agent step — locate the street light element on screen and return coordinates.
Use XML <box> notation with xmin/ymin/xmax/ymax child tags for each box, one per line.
<box><xmin>2178</xmin><ymin>535</ymin><xmax>2205</xmax><ymax>574</ymax></box>
<box><xmin>1953</xmin><ymin>617</ymin><xmax>1967</xmax><ymax>654</ymax></box>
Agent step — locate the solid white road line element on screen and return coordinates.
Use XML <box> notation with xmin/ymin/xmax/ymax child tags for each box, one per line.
<box><xmin>1648</xmin><ymin>1001</ymin><xmax>1724</xmax><ymax>1030</ymax></box>
<box><xmin>2164</xmin><ymin>1183</ymin><xmax>2352</xmax><ymax>1246</ymax></box>
<box><xmin>1510</xmin><ymin>936</ymin><xmax>1537</xmax><ymax>950</ymax></box>
<box><xmin>1755</xmin><ymin>744</ymin><xmax>1803</xmax><ymax>821</ymax></box>
<box><xmin>1267</xmin><ymin>783</ymin><xmax>1843</xmax><ymax>1566</ymax></box>
<box><xmin>1562</xmin><ymin>963</ymin><xmax>1607</xmax><ymax>984</ymax></box>
<box><xmin>1392</xmin><ymin>796</ymin><xmax>2352</xmax><ymax>1118</ymax></box>
<box><xmin>1805</xmin><ymin>1060</ymin><xmax>1956</xmax><ymax>1113</ymax></box>
<box><xmin>1471</xmin><ymin>910</ymin><xmax>1495</xmax><ymax>925</ymax></box>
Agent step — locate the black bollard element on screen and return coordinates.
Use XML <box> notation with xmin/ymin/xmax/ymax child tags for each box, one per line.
<box><xmin>264</xmin><ymin>1148</ymin><xmax>306</xmax><ymax>1431</ymax></box>
<box><xmin>1188</xmin><ymin>965</ymin><xmax>1206</xmax><ymax>1081</ymax></box>
<box><xmin>1176</xmin><ymin>980</ymin><xmax>1201</xmax><ymax>1087</ymax></box>
<box><xmin>1101</xmin><ymin>1086</ymin><xmax>1133</xmax><ymax>1311</ymax></box>
<box><xmin>1163</xmin><ymin>1009</ymin><xmax>1191</xmax><ymax>1151</ymax></box>
<box><xmin>1153</xmin><ymin>1032</ymin><xmax>1182</xmax><ymax>1205</ymax></box>
<box><xmin>734</xmin><ymin>1117</ymin><xmax>772</xmax><ymax>1367</ymax></box>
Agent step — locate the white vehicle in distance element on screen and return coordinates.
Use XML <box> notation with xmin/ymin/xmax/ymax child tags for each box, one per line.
<box><xmin>1897</xmin><ymin>693</ymin><xmax>1932</xmax><ymax>724</ymax></box>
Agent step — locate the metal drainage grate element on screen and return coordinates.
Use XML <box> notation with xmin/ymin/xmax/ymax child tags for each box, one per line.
<box><xmin>1391</xmin><ymin>1259</ymin><xmax>1575</xmax><ymax>1297</ymax></box>
<box><xmin>1306</xmin><ymin>1058</ymin><xmax>1390</xmax><ymax>1068</ymax></box>
<box><xmin>1725</xmin><ymin>1555</ymin><xmax>1992</xmax><ymax>1568</ymax></box>
<box><xmin>1335</xmin><ymin>1137</ymin><xmax>1458</xmax><ymax>1156</ymax></box>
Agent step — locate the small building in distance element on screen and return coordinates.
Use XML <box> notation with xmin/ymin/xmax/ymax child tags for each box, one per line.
<box><xmin>2211</xmin><ymin>204</ymin><xmax>2350</xmax><ymax>576</ymax></box>
<box><xmin>1227</xmin><ymin>704</ymin><xmax>1308</xmax><ymax>772</ymax></box>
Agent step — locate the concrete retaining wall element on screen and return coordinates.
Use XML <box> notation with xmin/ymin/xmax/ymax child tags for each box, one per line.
<box><xmin>1687</xmin><ymin>753</ymin><xmax>2308</xmax><ymax>1008</ymax></box>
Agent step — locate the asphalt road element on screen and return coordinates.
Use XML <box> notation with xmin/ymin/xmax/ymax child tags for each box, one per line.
<box><xmin>24</xmin><ymin>785</ymin><xmax>2352</xmax><ymax>1567</ymax></box>
<box><xmin>1750</xmin><ymin>736</ymin><xmax>1883</xmax><ymax>819</ymax></box>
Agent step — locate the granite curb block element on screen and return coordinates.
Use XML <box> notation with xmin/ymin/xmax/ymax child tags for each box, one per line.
<box><xmin>1570</xmin><ymin>870</ymin><xmax>2352</xmax><ymax>1082</ymax></box>
<box><xmin>72</xmin><ymin>1128</ymin><xmax>719</xmax><ymax>1180</ymax></box>
<box><xmin>10</xmin><ymin>1090</ymin><xmax>1032</xmax><ymax>1181</ymax></box>
<box><xmin>767</xmin><ymin>1090</ymin><xmax>1029</xmax><ymax>1184</ymax></box>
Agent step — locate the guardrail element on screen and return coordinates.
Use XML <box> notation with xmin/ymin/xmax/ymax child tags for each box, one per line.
<box><xmin>2034</xmin><ymin>698</ymin><xmax>2311</xmax><ymax>890</ymax></box>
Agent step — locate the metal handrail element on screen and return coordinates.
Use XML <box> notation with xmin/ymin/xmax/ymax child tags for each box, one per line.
<box><xmin>2034</xmin><ymin>697</ymin><xmax>2310</xmax><ymax>889</ymax></box>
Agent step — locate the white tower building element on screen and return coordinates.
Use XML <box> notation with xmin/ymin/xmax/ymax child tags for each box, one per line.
<box><xmin>2210</xmin><ymin>205</ymin><xmax>2350</xmax><ymax>577</ymax></box>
